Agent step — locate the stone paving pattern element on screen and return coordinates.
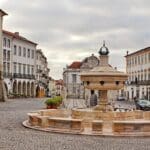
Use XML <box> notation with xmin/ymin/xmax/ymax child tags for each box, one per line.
<box><xmin>0</xmin><ymin>98</ymin><xmax>149</xmax><ymax>150</ymax></box>
<box><xmin>63</xmin><ymin>98</ymin><xmax>87</xmax><ymax>109</ymax></box>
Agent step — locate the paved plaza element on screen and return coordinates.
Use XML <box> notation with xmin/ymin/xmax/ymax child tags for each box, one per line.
<box><xmin>0</xmin><ymin>98</ymin><xmax>149</xmax><ymax>150</ymax></box>
<box><xmin>63</xmin><ymin>98</ymin><xmax>87</xmax><ymax>109</ymax></box>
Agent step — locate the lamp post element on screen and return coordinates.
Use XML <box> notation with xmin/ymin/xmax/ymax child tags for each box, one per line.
<box><xmin>0</xmin><ymin>10</ymin><xmax>7</xmax><ymax>102</ymax></box>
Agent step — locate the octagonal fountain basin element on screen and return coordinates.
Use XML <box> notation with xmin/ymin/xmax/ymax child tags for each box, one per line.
<box><xmin>23</xmin><ymin>108</ymin><xmax>150</xmax><ymax>136</ymax></box>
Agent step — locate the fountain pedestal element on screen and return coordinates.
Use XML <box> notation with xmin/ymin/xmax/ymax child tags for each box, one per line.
<box><xmin>94</xmin><ymin>90</ymin><xmax>113</xmax><ymax>111</ymax></box>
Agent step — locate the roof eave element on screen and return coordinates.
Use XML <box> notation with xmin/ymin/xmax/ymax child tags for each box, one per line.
<box><xmin>0</xmin><ymin>9</ymin><xmax>8</xmax><ymax>16</ymax></box>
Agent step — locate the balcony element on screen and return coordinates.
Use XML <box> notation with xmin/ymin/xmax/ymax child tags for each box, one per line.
<box><xmin>3</xmin><ymin>72</ymin><xmax>12</xmax><ymax>78</ymax></box>
<box><xmin>127</xmin><ymin>80</ymin><xmax>150</xmax><ymax>86</ymax></box>
<box><xmin>36</xmin><ymin>69</ymin><xmax>43</xmax><ymax>73</ymax></box>
<box><xmin>13</xmin><ymin>73</ymin><xmax>35</xmax><ymax>79</ymax></box>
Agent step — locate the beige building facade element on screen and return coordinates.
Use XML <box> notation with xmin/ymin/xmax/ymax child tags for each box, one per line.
<box><xmin>125</xmin><ymin>47</ymin><xmax>150</xmax><ymax>100</ymax></box>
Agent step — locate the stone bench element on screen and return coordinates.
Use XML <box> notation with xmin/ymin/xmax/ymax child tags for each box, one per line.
<box><xmin>92</xmin><ymin>120</ymin><xmax>103</xmax><ymax>132</ymax></box>
<box><xmin>113</xmin><ymin>120</ymin><xmax>150</xmax><ymax>133</ymax></box>
<box><xmin>28</xmin><ymin>112</ymin><xmax>40</xmax><ymax>126</ymax></box>
<box><xmin>48</xmin><ymin>117</ymin><xmax>83</xmax><ymax>131</ymax></box>
<box><xmin>39</xmin><ymin>109</ymin><xmax>71</xmax><ymax>118</ymax></box>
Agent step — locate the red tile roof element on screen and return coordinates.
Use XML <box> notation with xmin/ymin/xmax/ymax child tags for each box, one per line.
<box><xmin>55</xmin><ymin>79</ymin><xmax>63</xmax><ymax>85</ymax></box>
<box><xmin>68</xmin><ymin>61</ymin><xmax>82</xmax><ymax>69</ymax></box>
<box><xmin>3</xmin><ymin>30</ymin><xmax>37</xmax><ymax>46</ymax></box>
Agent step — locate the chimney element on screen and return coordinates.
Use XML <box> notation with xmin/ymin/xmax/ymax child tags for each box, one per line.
<box><xmin>126</xmin><ymin>51</ymin><xmax>129</xmax><ymax>56</ymax></box>
<box><xmin>14</xmin><ymin>32</ymin><xmax>19</xmax><ymax>36</ymax></box>
<box><xmin>114</xmin><ymin>67</ymin><xmax>117</xmax><ymax>70</ymax></box>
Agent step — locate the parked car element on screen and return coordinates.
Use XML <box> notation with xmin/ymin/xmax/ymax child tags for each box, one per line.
<box><xmin>117</xmin><ymin>96</ymin><xmax>126</xmax><ymax>101</ymax></box>
<box><xmin>136</xmin><ymin>99</ymin><xmax>150</xmax><ymax>111</ymax></box>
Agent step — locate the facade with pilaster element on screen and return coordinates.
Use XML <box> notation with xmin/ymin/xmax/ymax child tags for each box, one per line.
<box><xmin>125</xmin><ymin>47</ymin><xmax>150</xmax><ymax>100</ymax></box>
<box><xmin>2</xmin><ymin>30</ymin><xmax>50</xmax><ymax>98</ymax></box>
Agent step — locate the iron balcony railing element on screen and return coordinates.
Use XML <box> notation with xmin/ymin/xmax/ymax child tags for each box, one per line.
<box><xmin>13</xmin><ymin>73</ymin><xmax>35</xmax><ymax>79</ymax></box>
<box><xmin>3</xmin><ymin>72</ymin><xmax>12</xmax><ymax>78</ymax></box>
<box><xmin>127</xmin><ymin>80</ymin><xmax>150</xmax><ymax>85</ymax></box>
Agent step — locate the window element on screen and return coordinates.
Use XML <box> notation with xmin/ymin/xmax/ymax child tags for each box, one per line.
<box><xmin>3</xmin><ymin>38</ymin><xmax>6</xmax><ymax>47</ymax></box>
<box><xmin>144</xmin><ymin>71</ymin><xmax>147</xmax><ymax>80</ymax></box>
<box><xmin>36</xmin><ymin>65</ymin><xmax>38</xmax><ymax>73</ymax></box>
<box><xmin>3</xmin><ymin>49</ymin><xmax>6</xmax><ymax>61</ymax></box>
<box><xmin>7</xmin><ymin>39</ymin><xmax>10</xmax><ymax>48</ymax></box>
<box><xmin>135</xmin><ymin>57</ymin><xmax>137</xmax><ymax>65</ymax></box>
<box><xmin>7</xmin><ymin>51</ymin><xmax>10</xmax><ymax>61</ymax></box>
<box><xmin>36</xmin><ymin>54</ymin><xmax>38</xmax><ymax>60</ymax></box>
<box><xmin>23</xmin><ymin>48</ymin><xmax>26</xmax><ymax>57</ymax></box>
<box><xmin>14</xmin><ymin>45</ymin><xmax>17</xmax><ymax>55</ymax></box>
<box><xmin>73</xmin><ymin>87</ymin><xmax>76</xmax><ymax>93</ymax></box>
<box><xmin>3</xmin><ymin>62</ymin><xmax>6</xmax><ymax>73</ymax></box>
<box><xmin>13</xmin><ymin>62</ymin><xmax>17</xmax><ymax>73</ymax></box>
<box><xmin>23</xmin><ymin>64</ymin><xmax>26</xmax><ymax>74</ymax></box>
<box><xmin>27</xmin><ymin>65</ymin><xmax>30</xmax><ymax>74</ymax></box>
<box><xmin>32</xmin><ymin>50</ymin><xmax>34</xmax><ymax>58</ymax></box>
<box><xmin>7</xmin><ymin>63</ymin><xmax>10</xmax><ymax>73</ymax></box>
<box><xmin>72</xmin><ymin>74</ymin><xmax>77</xmax><ymax>83</ymax></box>
<box><xmin>18</xmin><ymin>63</ymin><xmax>21</xmax><ymax>74</ymax></box>
<box><xmin>132</xmin><ymin>58</ymin><xmax>134</xmax><ymax>65</ymax></box>
<box><xmin>138</xmin><ymin>55</ymin><xmax>140</xmax><ymax>65</ymax></box>
<box><xmin>31</xmin><ymin>66</ymin><xmax>34</xmax><ymax>74</ymax></box>
<box><xmin>141</xmin><ymin>55</ymin><xmax>143</xmax><ymax>64</ymax></box>
<box><xmin>19</xmin><ymin>46</ymin><xmax>21</xmax><ymax>56</ymax></box>
<box><xmin>145</xmin><ymin>54</ymin><xmax>147</xmax><ymax>64</ymax></box>
<box><xmin>28</xmin><ymin>49</ymin><xmax>30</xmax><ymax>58</ymax></box>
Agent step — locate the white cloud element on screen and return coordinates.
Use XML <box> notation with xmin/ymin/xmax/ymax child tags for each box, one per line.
<box><xmin>1</xmin><ymin>0</ymin><xmax>150</xmax><ymax>79</ymax></box>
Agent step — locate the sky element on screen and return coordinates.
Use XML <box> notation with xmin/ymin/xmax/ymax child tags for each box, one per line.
<box><xmin>1</xmin><ymin>0</ymin><xmax>150</xmax><ymax>79</ymax></box>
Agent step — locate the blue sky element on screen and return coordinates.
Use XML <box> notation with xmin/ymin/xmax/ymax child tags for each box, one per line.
<box><xmin>1</xmin><ymin>0</ymin><xmax>150</xmax><ymax>79</ymax></box>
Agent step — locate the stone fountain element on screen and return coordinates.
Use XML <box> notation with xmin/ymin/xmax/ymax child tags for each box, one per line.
<box><xmin>23</xmin><ymin>42</ymin><xmax>150</xmax><ymax>136</ymax></box>
<box><xmin>80</xmin><ymin>41</ymin><xmax>127</xmax><ymax>112</ymax></box>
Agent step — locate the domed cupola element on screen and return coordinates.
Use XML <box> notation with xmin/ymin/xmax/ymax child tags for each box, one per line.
<box><xmin>99</xmin><ymin>41</ymin><xmax>109</xmax><ymax>56</ymax></box>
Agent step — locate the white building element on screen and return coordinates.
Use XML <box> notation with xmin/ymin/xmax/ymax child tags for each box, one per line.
<box><xmin>3</xmin><ymin>30</ymin><xmax>37</xmax><ymax>97</ymax></box>
<box><xmin>2</xmin><ymin>30</ymin><xmax>50</xmax><ymax>98</ymax></box>
<box><xmin>63</xmin><ymin>54</ymin><xmax>99</xmax><ymax>99</ymax></box>
<box><xmin>125</xmin><ymin>47</ymin><xmax>150</xmax><ymax>100</ymax></box>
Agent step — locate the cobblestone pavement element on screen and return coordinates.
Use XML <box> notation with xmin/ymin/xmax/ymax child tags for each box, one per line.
<box><xmin>63</xmin><ymin>98</ymin><xmax>87</xmax><ymax>109</ymax></box>
<box><xmin>115</xmin><ymin>100</ymin><xmax>136</xmax><ymax>110</ymax></box>
<box><xmin>0</xmin><ymin>98</ymin><xmax>150</xmax><ymax>150</ymax></box>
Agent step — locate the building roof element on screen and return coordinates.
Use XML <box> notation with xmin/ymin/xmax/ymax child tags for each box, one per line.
<box><xmin>3</xmin><ymin>30</ymin><xmax>37</xmax><ymax>46</ymax></box>
<box><xmin>125</xmin><ymin>47</ymin><xmax>150</xmax><ymax>57</ymax></box>
<box><xmin>0</xmin><ymin>9</ymin><xmax>8</xmax><ymax>16</ymax></box>
<box><xmin>55</xmin><ymin>79</ymin><xmax>63</xmax><ymax>85</ymax></box>
<box><xmin>68</xmin><ymin>61</ymin><xmax>82</xmax><ymax>69</ymax></box>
